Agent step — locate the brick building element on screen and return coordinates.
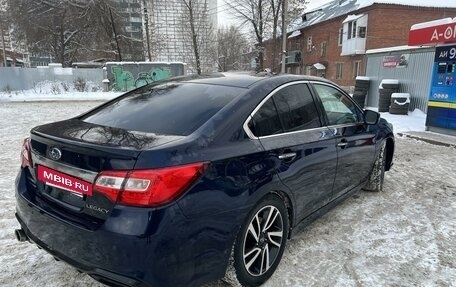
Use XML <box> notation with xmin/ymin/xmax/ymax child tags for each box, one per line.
<box><xmin>264</xmin><ymin>0</ymin><xmax>456</xmax><ymax>87</ymax></box>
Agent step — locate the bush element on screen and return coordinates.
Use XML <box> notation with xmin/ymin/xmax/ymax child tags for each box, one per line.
<box><xmin>51</xmin><ymin>83</ymin><xmax>61</xmax><ymax>94</ymax></box>
<box><xmin>74</xmin><ymin>77</ymin><xmax>87</xmax><ymax>92</ymax></box>
<box><xmin>2</xmin><ymin>84</ymin><xmax>12</xmax><ymax>94</ymax></box>
<box><xmin>61</xmin><ymin>82</ymin><xmax>70</xmax><ymax>92</ymax></box>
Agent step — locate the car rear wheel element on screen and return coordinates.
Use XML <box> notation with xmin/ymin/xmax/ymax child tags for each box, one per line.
<box><xmin>364</xmin><ymin>141</ymin><xmax>386</xmax><ymax>192</ymax></box>
<box><xmin>233</xmin><ymin>195</ymin><xmax>289</xmax><ymax>286</ymax></box>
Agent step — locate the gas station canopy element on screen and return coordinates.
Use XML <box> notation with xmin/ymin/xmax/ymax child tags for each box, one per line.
<box><xmin>408</xmin><ymin>18</ymin><xmax>456</xmax><ymax>46</ymax></box>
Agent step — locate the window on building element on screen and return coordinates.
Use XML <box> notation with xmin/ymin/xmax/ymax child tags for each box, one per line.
<box><xmin>321</xmin><ymin>41</ymin><xmax>327</xmax><ymax>57</ymax></box>
<box><xmin>347</xmin><ymin>21</ymin><xmax>357</xmax><ymax>39</ymax></box>
<box><xmin>353</xmin><ymin>61</ymin><xmax>361</xmax><ymax>78</ymax></box>
<box><xmin>307</xmin><ymin>36</ymin><xmax>313</xmax><ymax>52</ymax></box>
<box><xmin>336</xmin><ymin>63</ymin><xmax>343</xmax><ymax>79</ymax></box>
<box><xmin>358</xmin><ymin>26</ymin><xmax>366</xmax><ymax>38</ymax></box>
<box><xmin>338</xmin><ymin>28</ymin><xmax>343</xmax><ymax>46</ymax></box>
<box><xmin>352</xmin><ymin>21</ymin><xmax>357</xmax><ymax>38</ymax></box>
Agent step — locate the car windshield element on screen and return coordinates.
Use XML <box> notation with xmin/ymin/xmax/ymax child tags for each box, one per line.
<box><xmin>81</xmin><ymin>82</ymin><xmax>244</xmax><ymax>136</ymax></box>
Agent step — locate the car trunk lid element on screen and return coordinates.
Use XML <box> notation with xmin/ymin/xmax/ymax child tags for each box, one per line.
<box><xmin>27</xmin><ymin>119</ymin><xmax>183</xmax><ymax>222</ymax></box>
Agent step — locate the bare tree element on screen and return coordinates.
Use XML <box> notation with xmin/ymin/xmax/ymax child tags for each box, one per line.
<box><xmin>217</xmin><ymin>26</ymin><xmax>248</xmax><ymax>71</ymax></box>
<box><xmin>7</xmin><ymin>0</ymin><xmax>95</xmax><ymax>66</ymax></box>
<box><xmin>7</xmin><ymin>0</ymin><xmax>144</xmax><ymax>65</ymax></box>
<box><xmin>225</xmin><ymin>0</ymin><xmax>273</xmax><ymax>71</ymax></box>
<box><xmin>270</xmin><ymin>0</ymin><xmax>283</xmax><ymax>72</ymax></box>
<box><xmin>0</xmin><ymin>0</ymin><xmax>8</xmax><ymax>67</ymax></box>
<box><xmin>142</xmin><ymin>1</ymin><xmax>168</xmax><ymax>62</ymax></box>
<box><xmin>181</xmin><ymin>0</ymin><xmax>216</xmax><ymax>75</ymax></box>
<box><xmin>226</xmin><ymin>0</ymin><xmax>308</xmax><ymax>72</ymax></box>
<box><xmin>182</xmin><ymin>0</ymin><xmax>203</xmax><ymax>75</ymax></box>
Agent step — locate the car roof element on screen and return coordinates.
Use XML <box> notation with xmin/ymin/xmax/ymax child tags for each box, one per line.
<box><xmin>172</xmin><ymin>72</ymin><xmax>335</xmax><ymax>89</ymax></box>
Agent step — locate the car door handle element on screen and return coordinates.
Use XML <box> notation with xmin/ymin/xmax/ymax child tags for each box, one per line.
<box><xmin>278</xmin><ymin>152</ymin><xmax>297</xmax><ymax>160</ymax></box>
<box><xmin>337</xmin><ymin>142</ymin><xmax>348</xmax><ymax>148</ymax></box>
<box><xmin>337</xmin><ymin>139</ymin><xmax>348</xmax><ymax>148</ymax></box>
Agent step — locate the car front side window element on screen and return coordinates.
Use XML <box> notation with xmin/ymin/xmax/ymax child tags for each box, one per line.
<box><xmin>313</xmin><ymin>84</ymin><xmax>361</xmax><ymax>126</ymax></box>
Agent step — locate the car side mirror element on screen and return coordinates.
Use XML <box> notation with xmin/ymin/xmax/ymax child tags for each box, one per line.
<box><xmin>364</xmin><ymin>109</ymin><xmax>380</xmax><ymax>125</ymax></box>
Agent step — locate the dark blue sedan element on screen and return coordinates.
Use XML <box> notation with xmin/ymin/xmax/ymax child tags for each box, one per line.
<box><xmin>15</xmin><ymin>74</ymin><xmax>394</xmax><ymax>287</ymax></box>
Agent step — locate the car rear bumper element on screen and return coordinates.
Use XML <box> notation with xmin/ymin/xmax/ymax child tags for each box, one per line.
<box><xmin>15</xmin><ymin>212</ymin><xmax>144</xmax><ymax>287</ymax></box>
<box><xmin>15</xmin><ymin>168</ymin><xmax>234</xmax><ymax>287</ymax></box>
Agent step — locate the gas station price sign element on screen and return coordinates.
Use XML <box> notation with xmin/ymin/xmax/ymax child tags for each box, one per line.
<box><xmin>435</xmin><ymin>45</ymin><xmax>456</xmax><ymax>62</ymax></box>
<box><xmin>409</xmin><ymin>18</ymin><xmax>456</xmax><ymax>132</ymax></box>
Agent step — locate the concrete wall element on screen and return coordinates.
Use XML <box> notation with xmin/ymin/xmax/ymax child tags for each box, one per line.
<box><xmin>0</xmin><ymin>66</ymin><xmax>104</xmax><ymax>91</ymax></box>
<box><xmin>365</xmin><ymin>47</ymin><xmax>435</xmax><ymax>112</ymax></box>
<box><xmin>105</xmin><ymin>62</ymin><xmax>186</xmax><ymax>91</ymax></box>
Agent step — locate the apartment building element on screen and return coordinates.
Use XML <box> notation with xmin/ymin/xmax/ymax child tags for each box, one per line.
<box><xmin>264</xmin><ymin>0</ymin><xmax>456</xmax><ymax>87</ymax></box>
<box><xmin>143</xmin><ymin>0</ymin><xmax>218</xmax><ymax>73</ymax></box>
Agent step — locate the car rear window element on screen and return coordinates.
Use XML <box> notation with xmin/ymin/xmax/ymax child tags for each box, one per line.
<box><xmin>81</xmin><ymin>83</ymin><xmax>244</xmax><ymax>136</ymax></box>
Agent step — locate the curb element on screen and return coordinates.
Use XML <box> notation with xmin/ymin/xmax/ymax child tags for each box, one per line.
<box><xmin>397</xmin><ymin>133</ymin><xmax>456</xmax><ymax>148</ymax></box>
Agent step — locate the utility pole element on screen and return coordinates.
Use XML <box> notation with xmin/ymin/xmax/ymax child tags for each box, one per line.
<box><xmin>0</xmin><ymin>18</ymin><xmax>7</xmax><ymax>67</ymax></box>
<box><xmin>280</xmin><ymin>0</ymin><xmax>288</xmax><ymax>73</ymax></box>
<box><xmin>143</xmin><ymin>0</ymin><xmax>152</xmax><ymax>61</ymax></box>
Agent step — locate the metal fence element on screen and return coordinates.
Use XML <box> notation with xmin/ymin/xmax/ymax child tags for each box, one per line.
<box><xmin>0</xmin><ymin>67</ymin><xmax>104</xmax><ymax>91</ymax></box>
<box><xmin>365</xmin><ymin>47</ymin><xmax>435</xmax><ymax>113</ymax></box>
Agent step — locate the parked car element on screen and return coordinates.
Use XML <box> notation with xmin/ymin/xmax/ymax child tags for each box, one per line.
<box><xmin>15</xmin><ymin>73</ymin><xmax>394</xmax><ymax>287</ymax></box>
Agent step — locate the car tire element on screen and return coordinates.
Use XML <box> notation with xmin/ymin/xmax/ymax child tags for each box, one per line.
<box><xmin>232</xmin><ymin>194</ymin><xmax>289</xmax><ymax>287</ymax></box>
<box><xmin>364</xmin><ymin>141</ymin><xmax>387</xmax><ymax>192</ymax></box>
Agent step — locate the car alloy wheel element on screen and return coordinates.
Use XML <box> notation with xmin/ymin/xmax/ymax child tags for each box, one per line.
<box><xmin>243</xmin><ymin>205</ymin><xmax>283</xmax><ymax>276</ymax></box>
<box><xmin>233</xmin><ymin>195</ymin><xmax>289</xmax><ymax>286</ymax></box>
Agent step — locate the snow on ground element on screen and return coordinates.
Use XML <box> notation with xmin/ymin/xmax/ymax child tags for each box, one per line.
<box><xmin>0</xmin><ymin>101</ymin><xmax>455</xmax><ymax>287</ymax></box>
<box><xmin>378</xmin><ymin>109</ymin><xmax>427</xmax><ymax>133</ymax></box>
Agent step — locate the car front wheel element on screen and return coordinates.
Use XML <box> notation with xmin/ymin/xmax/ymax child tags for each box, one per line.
<box><xmin>233</xmin><ymin>194</ymin><xmax>289</xmax><ymax>286</ymax></box>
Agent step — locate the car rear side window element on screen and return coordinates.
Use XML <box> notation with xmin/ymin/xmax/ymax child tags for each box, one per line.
<box><xmin>273</xmin><ymin>84</ymin><xmax>321</xmax><ymax>132</ymax></box>
<box><xmin>248</xmin><ymin>83</ymin><xmax>321</xmax><ymax>137</ymax></box>
<box><xmin>248</xmin><ymin>97</ymin><xmax>283</xmax><ymax>137</ymax></box>
<box><xmin>81</xmin><ymin>83</ymin><xmax>244</xmax><ymax>136</ymax></box>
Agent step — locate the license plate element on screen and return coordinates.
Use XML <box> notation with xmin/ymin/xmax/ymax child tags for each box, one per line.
<box><xmin>37</xmin><ymin>165</ymin><xmax>92</xmax><ymax>196</ymax></box>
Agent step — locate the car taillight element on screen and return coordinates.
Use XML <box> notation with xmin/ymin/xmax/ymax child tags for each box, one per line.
<box><xmin>93</xmin><ymin>162</ymin><xmax>209</xmax><ymax>207</ymax></box>
<box><xmin>21</xmin><ymin>137</ymin><xmax>32</xmax><ymax>168</ymax></box>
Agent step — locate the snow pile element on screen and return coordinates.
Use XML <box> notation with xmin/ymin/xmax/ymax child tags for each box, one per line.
<box><xmin>31</xmin><ymin>80</ymin><xmax>102</xmax><ymax>93</ymax></box>
<box><xmin>376</xmin><ymin>108</ymin><xmax>427</xmax><ymax>132</ymax></box>
<box><xmin>0</xmin><ymin>81</ymin><xmax>122</xmax><ymax>102</ymax></box>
